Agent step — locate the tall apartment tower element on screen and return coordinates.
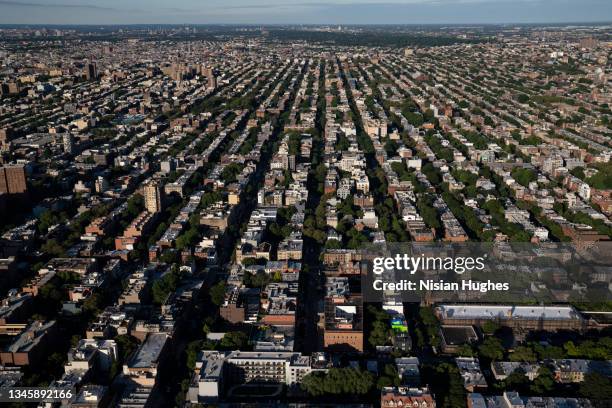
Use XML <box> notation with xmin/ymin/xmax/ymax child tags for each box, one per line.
<box><xmin>84</xmin><ymin>62</ymin><xmax>98</xmax><ymax>81</ymax></box>
<box><xmin>0</xmin><ymin>165</ymin><xmax>27</xmax><ymax>195</ymax></box>
<box><xmin>208</xmin><ymin>75</ymin><xmax>217</xmax><ymax>89</ymax></box>
<box><xmin>202</xmin><ymin>67</ymin><xmax>216</xmax><ymax>89</ymax></box>
<box><xmin>579</xmin><ymin>37</ymin><xmax>598</xmax><ymax>49</ymax></box>
<box><xmin>0</xmin><ymin>127</ymin><xmax>14</xmax><ymax>144</ymax></box>
<box><xmin>62</xmin><ymin>133</ymin><xmax>74</xmax><ymax>154</ymax></box>
<box><xmin>143</xmin><ymin>182</ymin><xmax>164</xmax><ymax>214</ymax></box>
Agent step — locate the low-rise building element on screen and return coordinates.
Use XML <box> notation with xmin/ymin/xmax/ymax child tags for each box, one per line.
<box><xmin>381</xmin><ymin>387</ymin><xmax>436</xmax><ymax>408</ymax></box>
<box><xmin>0</xmin><ymin>320</ymin><xmax>57</xmax><ymax>366</ymax></box>
<box><xmin>122</xmin><ymin>333</ymin><xmax>170</xmax><ymax>387</ymax></box>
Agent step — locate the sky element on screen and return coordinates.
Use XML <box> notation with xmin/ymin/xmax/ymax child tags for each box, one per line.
<box><xmin>0</xmin><ymin>0</ymin><xmax>610</xmax><ymax>25</ymax></box>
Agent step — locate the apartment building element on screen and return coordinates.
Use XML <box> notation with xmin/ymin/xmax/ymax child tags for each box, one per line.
<box><xmin>115</xmin><ymin>211</ymin><xmax>155</xmax><ymax>251</ymax></box>
<box><xmin>122</xmin><ymin>333</ymin><xmax>170</xmax><ymax>387</ymax></box>
<box><xmin>0</xmin><ymin>165</ymin><xmax>27</xmax><ymax>196</ymax></box>
<box><xmin>143</xmin><ymin>181</ymin><xmax>164</xmax><ymax>213</ymax></box>
<box><xmin>381</xmin><ymin>387</ymin><xmax>436</xmax><ymax>408</ymax></box>
<box><xmin>0</xmin><ymin>320</ymin><xmax>57</xmax><ymax>366</ymax></box>
<box><xmin>193</xmin><ymin>351</ymin><xmax>325</xmax><ymax>402</ymax></box>
<box><xmin>323</xmin><ymin>294</ymin><xmax>364</xmax><ymax>352</ymax></box>
<box><xmin>436</xmin><ymin>304</ymin><xmax>586</xmax><ymax>332</ymax></box>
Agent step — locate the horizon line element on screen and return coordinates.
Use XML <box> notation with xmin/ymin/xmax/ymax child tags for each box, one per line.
<box><xmin>0</xmin><ymin>21</ymin><xmax>611</xmax><ymax>27</ymax></box>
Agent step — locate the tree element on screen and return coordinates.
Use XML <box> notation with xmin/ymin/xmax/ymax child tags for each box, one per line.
<box><xmin>82</xmin><ymin>293</ymin><xmax>103</xmax><ymax>315</ymax></box>
<box><xmin>367</xmin><ymin>305</ymin><xmax>393</xmax><ymax>348</ymax></box>
<box><xmin>418</xmin><ymin>197</ymin><xmax>441</xmax><ymax>229</ymax></box>
<box><xmin>336</xmin><ymin>134</ymin><xmax>350</xmax><ymax>151</ymax></box>
<box><xmin>530</xmin><ymin>367</ymin><xmax>554</xmax><ymax>394</ymax></box>
<box><xmin>509</xmin><ymin>346</ymin><xmax>537</xmax><ymax>362</ymax></box>
<box><xmin>369</xmin><ymin>320</ymin><xmax>391</xmax><ymax>348</ymax></box>
<box><xmin>570</xmin><ymin>167</ymin><xmax>586</xmax><ymax>180</ymax></box>
<box><xmin>419</xmin><ymin>307</ymin><xmax>441</xmax><ymax>347</ymax></box>
<box><xmin>220</xmin><ymin>162</ymin><xmax>243</xmax><ymax>184</ymax></box>
<box><xmin>479</xmin><ymin>337</ymin><xmax>504</xmax><ymax>361</ymax></box>
<box><xmin>504</xmin><ymin>371</ymin><xmax>529</xmax><ymax>393</ymax></box>
<box><xmin>219</xmin><ymin>331</ymin><xmax>248</xmax><ymax>350</ymax></box>
<box><xmin>210</xmin><ymin>281</ymin><xmax>226</xmax><ymax>306</ymax></box>
<box><xmin>482</xmin><ymin>321</ymin><xmax>499</xmax><ymax>335</ymax></box>
<box><xmin>563</xmin><ymin>338</ymin><xmax>612</xmax><ymax>360</ymax></box>
<box><xmin>39</xmin><ymin>282</ymin><xmax>64</xmax><ymax>307</ymax></box>
<box><xmin>533</xmin><ymin>343</ymin><xmax>565</xmax><ymax>360</ymax></box>
<box><xmin>176</xmin><ymin>227</ymin><xmax>199</xmax><ymax>250</ymax></box>
<box><xmin>404</xmin><ymin>112</ymin><xmax>424</xmax><ymax>128</ymax></box>
<box><xmin>511</xmin><ymin>168</ymin><xmax>537</xmax><ymax>187</ymax></box>
<box><xmin>580</xmin><ymin>373</ymin><xmax>612</xmax><ymax>401</ymax></box>
<box><xmin>301</xmin><ymin>368</ymin><xmax>374</xmax><ymax>397</ymax></box>
<box><xmin>46</xmin><ymin>352</ymin><xmax>66</xmax><ymax>378</ymax></box>
<box><xmin>377</xmin><ymin>364</ymin><xmax>400</xmax><ymax>389</ymax></box>
<box><xmin>115</xmin><ymin>335</ymin><xmax>140</xmax><ymax>362</ymax></box>
<box><xmin>456</xmin><ymin>344</ymin><xmax>475</xmax><ymax>357</ymax></box>
<box><xmin>423</xmin><ymin>363</ymin><xmax>466</xmax><ymax>408</ymax></box>
<box><xmin>41</xmin><ymin>239</ymin><xmax>65</xmax><ymax>257</ymax></box>
<box><xmin>325</xmin><ymin>239</ymin><xmax>342</xmax><ymax>249</ymax></box>
<box><xmin>243</xmin><ymin>270</ymin><xmax>270</xmax><ymax>288</ymax></box>
<box><xmin>186</xmin><ymin>340</ymin><xmax>203</xmax><ymax>370</ymax></box>
<box><xmin>38</xmin><ymin>210</ymin><xmax>59</xmax><ymax>233</ymax></box>
<box><xmin>126</xmin><ymin>194</ymin><xmax>144</xmax><ymax>218</ymax></box>
<box><xmin>151</xmin><ymin>269</ymin><xmax>180</xmax><ymax>305</ymax></box>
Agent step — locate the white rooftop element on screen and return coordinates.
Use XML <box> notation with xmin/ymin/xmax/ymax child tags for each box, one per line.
<box><xmin>438</xmin><ymin>304</ymin><xmax>582</xmax><ymax>320</ymax></box>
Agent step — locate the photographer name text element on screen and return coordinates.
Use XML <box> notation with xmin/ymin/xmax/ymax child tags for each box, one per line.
<box><xmin>372</xmin><ymin>279</ymin><xmax>509</xmax><ymax>293</ymax></box>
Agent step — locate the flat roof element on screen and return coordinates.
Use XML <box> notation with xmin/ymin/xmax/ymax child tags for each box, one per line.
<box><xmin>129</xmin><ymin>333</ymin><xmax>168</xmax><ymax>369</ymax></box>
<box><xmin>438</xmin><ymin>304</ymin><xmax>582</xmax><ymax>321</ymax></box>
<box><xmin>441</xmin><ymin>326</ymin><xmax>478</xmax><ymax>345</ymax></box>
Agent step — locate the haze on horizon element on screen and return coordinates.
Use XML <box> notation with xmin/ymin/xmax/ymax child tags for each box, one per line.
<box><xmin>0</xmin><ymin>0</ymin><xmax>610</xmax><ymax>26</ymax></box>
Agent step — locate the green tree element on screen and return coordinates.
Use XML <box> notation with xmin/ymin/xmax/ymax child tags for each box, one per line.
<box><xmin>511</xmin><ymin>167</ymin><xmax>537</xmax><ymax>187</ymax></box>
<box><xmin>115</xmin><ymin>335</ymin><xmax>140</xmax><ymax>362</ymax></box>
<box><xmin>456</xmin><ymin>344</ymin><xmax>475</xmax><ymax>357</ymax></box>
<box><xmin>219</xmin><ymin>331</ymin><xmax>248</xmax><ymax>350</ymax></box>
<box><xmin>580</xmin><ymin>372</ymin><xmax>612</xmax><ymax>401</ymax></box>
<box><xmin>369</xmin><ymin>320</ymin><xmax>391</xmax><ymax>348</ymax></box>
<box><xmin>504</xmin><ymin>371</ymin><xmax>529</xmax><ymax>393</ymax></box>
<box><xmin>517</xmin><ymin>94</ymin><xmax>530</xmax><ymax>104</ymax></box>
<box><xmin>301</xmin><ymin>368</ymin><xmax>374</xmax><ymax>397</ymax></box>
<box><xmin>533</xmin><ymin>343</ymin><xmax>565</xmax><ymax>360</ymax></box>
<box><xmin>509</xmin><ymin>346</ymin><xmax>537</xmax><ymax>362</ymax></box>
<box><xmin>186</xmin><ymin>340</ymin><xmax>203</xmax><ymax>370</ymax></box>
<box><xmin>377</xmin><ymin>364</ymin><xmax>400</xmax><ymax>389</ymax></box>
<box><xmin>530</xmin><ymin>367</ymin><xmax>554</xmax><ymax>394</ymax></box>
<box><xmin>424</xmin><ymin>363</ymin><xmax>466</xmax><ymax>408</ymax></box>
<box><xmin>41</xmin><ymin>239</ymin><xmax>65</xmax><ymax>257</ymax></box>
<box><xmin>151</xmin><ymin>269</ymin><xmax>180</xmax><ymax>305</ymax></box>
<box><xmin>479</xmin><ymin>337</ymin><xmax>504</xmax><ymax>361</ymax></box>
<box><xmin>210</xmin><ymin>281</ymin><xmax>226</xmax><ymax>306</ymax></box>
<box><xmin>482</xmin><ymin>321</ymin><xmax>499</xmax><ymax>335</ymax></box>
<box><xmin>82</xmin><ymin>293</ymin><xmax>103</xmax><ymax>315</ymax></box>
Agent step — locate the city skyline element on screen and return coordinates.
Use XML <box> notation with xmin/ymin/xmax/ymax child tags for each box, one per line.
<box><xmin>0</xmin><ymin>0</ymin><xmax>610</xmax><ymax>25</ymax></box>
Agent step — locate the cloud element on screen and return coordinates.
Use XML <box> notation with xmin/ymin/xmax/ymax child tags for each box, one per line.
<box><xmin>160</xmin><ymin>7</ymin><xmax>198</xmax><ymax>13</ymax></box>
<box><xmin>219</xmin><ymin>0</ymin><xmax>543</xmax><ymax>10</ymax></box>
<box><xmin>0</xmin><ymin>0</ymin><xmax>115</xmax><ymax>10</ymax></box>
<box><xmin>0</xmin><ymin>0</ymin><xmax>607</xmax><ymax>24</ymax></box>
